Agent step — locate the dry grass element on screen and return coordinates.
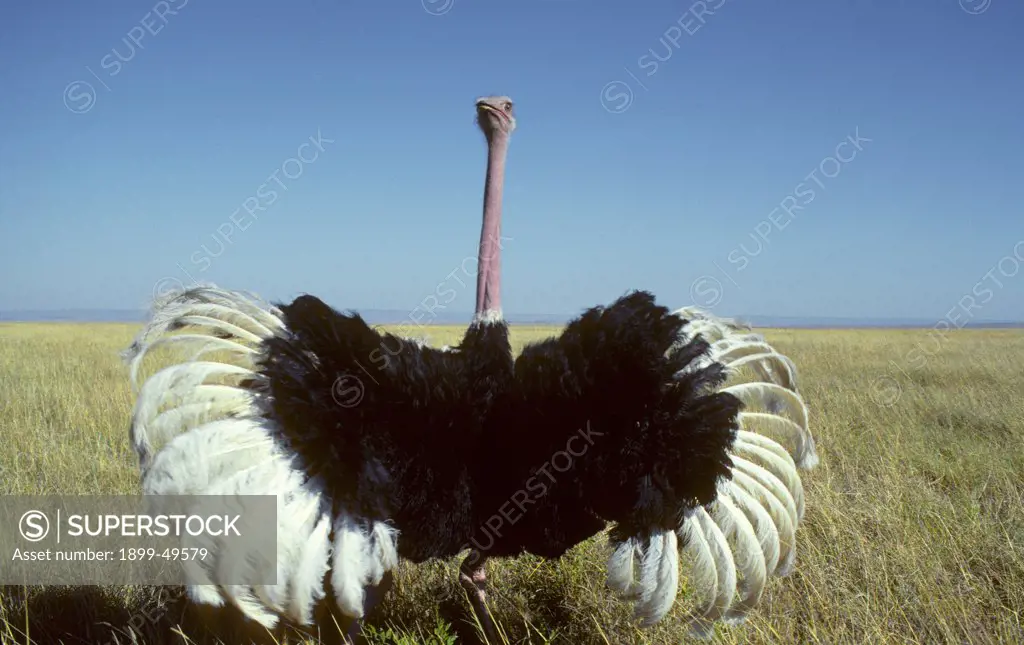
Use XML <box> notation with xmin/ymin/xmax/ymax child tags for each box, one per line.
<box><xmin>0</xmin><ymin>322</ymin><xmax>1022</xmax><ymax>644</ymax></box>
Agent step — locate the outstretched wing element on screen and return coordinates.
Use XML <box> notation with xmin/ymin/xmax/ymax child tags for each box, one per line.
<box><xmin>604</xmin><ymin>305</ymin><xmax>818</xmax><ymax>636</ymax></box>
<box><xmin>124</xmin><ymin>286</ymin><xmax>463</xmax><ymax>629</ymax></box>
<box><xmin>489</xmin><ymin>292</ymin><xmax>817</xmax><ymax>636</ymax></box>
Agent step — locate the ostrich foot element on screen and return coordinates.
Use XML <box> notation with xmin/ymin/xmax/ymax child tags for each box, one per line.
<box><xmin>459</xmin><ymin>551</ymin><xmax>499</xmax><ymax>643</ymax></box>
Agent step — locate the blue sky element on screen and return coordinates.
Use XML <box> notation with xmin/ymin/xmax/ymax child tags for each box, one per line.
<box><xmin>1</xmin><ymin>0</ymin><xmax>1022</xmax><ymax>322</ymax></box>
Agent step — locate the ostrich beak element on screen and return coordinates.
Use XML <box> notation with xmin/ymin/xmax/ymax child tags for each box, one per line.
<box><xmin>477</xmin><ymin>103</ymin><xmax>509</xmax><ymax>125</ymax></box>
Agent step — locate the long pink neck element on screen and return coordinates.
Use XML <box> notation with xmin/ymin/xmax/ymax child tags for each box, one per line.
<box><xmin>475</xmin><ymin>132</ymin><xmax>508</xmax><ymax>319</ymax></box>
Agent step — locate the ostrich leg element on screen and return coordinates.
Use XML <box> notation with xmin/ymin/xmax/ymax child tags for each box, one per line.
<box><xmin>338</xmin><ymin>571</ymin><xmax>394</xmax><ymax>644</ymax></box>
<box><xmin>459</xmin><ymin>550</ymin><xmax>499</xmax><ymax>643</ymax></box>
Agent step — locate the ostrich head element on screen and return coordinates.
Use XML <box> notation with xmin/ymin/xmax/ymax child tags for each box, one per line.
<box><xmin>475</xmin><ymin>96</ymin><xmax>516</xmax><ymax>138</ymax></box>
<box><xmin>473</xmin><ymin>96</ymin><xmax>514</xmax><ymax>324</ymax></box>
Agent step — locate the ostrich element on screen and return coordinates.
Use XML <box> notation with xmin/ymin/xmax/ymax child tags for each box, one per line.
<box><xmin>124</xmin><ymin>95</ymin><xmax>818</xmax><ymax>641</ymax></box>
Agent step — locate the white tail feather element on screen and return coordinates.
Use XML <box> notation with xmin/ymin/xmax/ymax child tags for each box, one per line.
<box><xmin>708</xmin><ymin>492</ymin><xmax>766</xmax><ymax>624</ymax></box>
<box><xmin>724</xmin><ymin>352</ymin><xmax>797</xmax><ymax>391</ymax></box>
<box><xmin>170</xmin><ymin>315</ymin><xmax>266</xmax><ymax>345</ymax></box>
<box><xmin>725</xmin><ymin>382</ymin><xmax>818</xmax><ymax>469</ymax></box>
<box><xmin>740</xmin><ymin>411</ymin><xmax>816</xmax><ymax>469</ymax></box>
<box><xmin>677</xmin><ymin>515</ymin><xmax>719</xmax><ymax>639</ymax></box>
<box><xmin>733</xmin><ymin>435</ymin><xmax>805</xmax><ymax>521</ymax></box>
<box><xmin>679</xmin><ymin>518</ymin><xmax>720</xmax><ymax>630</ymax></box>
<box><xmin>731</xmin><ymin>457</ymin><xmax>799</xmax><ymax>533</ymax></box>
<box><xmin>730</xmin><ymin>469</ymin><xmax>796</xmax><ymax>576</ymax></box>
<box><xmin>693</xmin><ymin>508</ymin><xmax>737</xmax><ymax>622</ymax></box>
<box><xmin>163</xmin><ymin>302</ymin><xmax>279</xmax><ymax>338</ymax></box>
<box><xmin>634</xmin><ymin>532</ymin><xmax>680</xmax><ymax>626</ymax></box>
<box><xmin>721</xmin><ymin>482</ymin><xmax>781</xmax><ymax>576</ymax></box>
<box><xmin>132</xmin><ymin>383</ymin><xmax>255</xmax><ymax>472</ymax></box>
<box><xmin>289</xmin><ymin>513</ymin><xmax>333</xmax><ymax>624</ymax></box>
<box><xmin>129</xmin><ymin>333</ymin><xmax>257</xmax><ymax>388</ymax></box>
<box><xmin>123</xmin><ymin>286</ymin><xmax>282</xmax><ymax>359</ymax></box>
<box><xmin>145</xmin><ymin>397</ymin><xmax>255</xmax><ymax>454</ymax></box>
<box><xmin>607</xmin><ymin>537</ymin><xmax>641</xmax><ymax>597</ymax></box>
<box><xmin>331</xmin><ymin>516</ymin><xmax>377</xmax><ymax>618</ymax></box>
<box><xmin>723</xmin><ymin>382</ymin><xmax>809</xmax><ymax>434</ymax></box>
<box><xmin>714</xmin><ymin>341</ymin><xmax>799</xmax><ymax>387</ymax></box>
<box><xmin>632</xmin><ymin>532</ymin><xmax>663</xmax><ymax>610</ymax></box>
<box><xmin>736</xmin><ymin>429</ymin><xmax>796</xmax><ymax>468</ymax></box>
<box><xmin>135</xmin><ymin>362</ymin><xmax>254</xmax><ymax>420</ymax></box>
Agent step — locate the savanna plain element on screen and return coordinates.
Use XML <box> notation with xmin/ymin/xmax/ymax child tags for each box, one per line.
<box><xmin>0</xmin><ymin>322</ymin><xmax>1021</xmax><ymax>645</ymax></box>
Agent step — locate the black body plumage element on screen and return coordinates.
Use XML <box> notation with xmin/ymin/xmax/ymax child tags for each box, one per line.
<box><xmin>256</xmin><ymin>290</ymin><xmax>741</xmax><ymax>565</ymax></box>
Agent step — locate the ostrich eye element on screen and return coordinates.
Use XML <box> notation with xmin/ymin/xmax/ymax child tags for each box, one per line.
<box><xmin>503</xmin><ymin>102</ymin><xmax>512</xmax><ymax>113</ymax></box>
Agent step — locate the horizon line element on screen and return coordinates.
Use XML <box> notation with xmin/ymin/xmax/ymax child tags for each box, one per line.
<box><xmin>2</xmin><ymin>308</ymin><xmax>1022</xmax><ymax>329</ymax></box>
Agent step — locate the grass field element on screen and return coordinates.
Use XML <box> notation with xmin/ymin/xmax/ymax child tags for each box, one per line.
<box><xmin>0</xmin><ymin>322</ymin><xmax>1022</xmax><ymax>644</ymax></box>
